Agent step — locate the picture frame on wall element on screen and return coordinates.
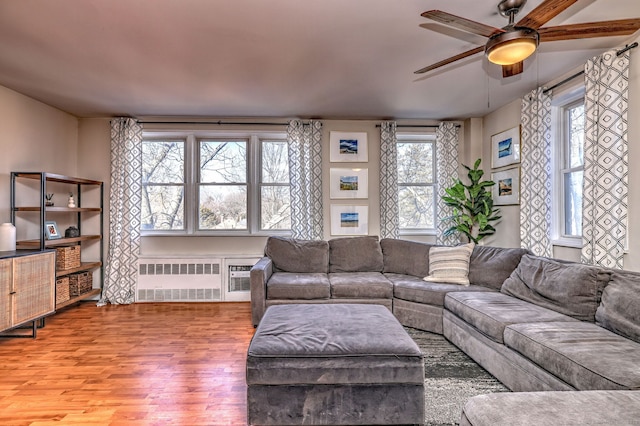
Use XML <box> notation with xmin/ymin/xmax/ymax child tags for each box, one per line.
<box><xmin>330</xmin><ymin>205</ymin><xmax>368</xmax><ymax>235</ymax></box>
<box><xmin>45</xmin><ymin>221</ymin><xmax>61</xmax><ymax>240</ymax></box>
<box><xmin>329</xmin><ymin>168</ymin><xmax>368</xmax><ymax>199</ymax></box>
<box><xmin>491</xmin><ymin>125</ymin><xmax>521</xmax><ymax>168</ymax></box>
<box><xmin>492</xmin><ymin>167</ymin><xmax>520</xmax><ymax>206</ymax></box>
<box><xmin>329</xmin><ymin>131</ymin><xmax>368</xmax><ymax>162</ymax></box>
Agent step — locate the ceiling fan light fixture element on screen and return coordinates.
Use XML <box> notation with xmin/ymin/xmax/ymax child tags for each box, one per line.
<box><xmin>485</xmin><ymin>27</ymin><xmax>539</xmax><ymax>65</ymax></box>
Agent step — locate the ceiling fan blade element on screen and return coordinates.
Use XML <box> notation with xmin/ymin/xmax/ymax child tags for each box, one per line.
<box><xmin>517</xmin><ymin>0</ymin><xmax>578</xmax><ymax>29</ymax></box>
<box><xmin>414</xmin><ymin>46</ymin><xmax>485</xmax><ymax>74</ymax></box>
<box><xmin>502</xmin><ymin>62</ymin><xmax>524</xmax><ymax>78</ymax></box>
<box><xmin>538</xmin><ymin>19</ymin><xmax>640</xmax><ymax>42</ymax></box>
<box><xmin>421</xmin><ymin>10</ymin><xmax>503</xmax><ymax>38</ymax></box>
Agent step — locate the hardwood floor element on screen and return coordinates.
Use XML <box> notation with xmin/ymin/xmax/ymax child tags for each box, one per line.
<box><xmin>0</xmin><ymin>302</ymin><xmax>255</xmax><ymax>425</ymax></box>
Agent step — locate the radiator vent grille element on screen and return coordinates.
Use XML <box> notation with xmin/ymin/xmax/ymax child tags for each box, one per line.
<box><xmin>139</xmin><ymin>262</ymin><xmax>220</xmax><ymax>275</ymax></box>
<box><xmin>137</xmin><ymin>258</ymin><xmax>222</xmax><ymax>302</ymax></box>
<box><xmin>137</xmin><ymin>288</ymin><xmax>220</xmax><ymax>302</ymax></box>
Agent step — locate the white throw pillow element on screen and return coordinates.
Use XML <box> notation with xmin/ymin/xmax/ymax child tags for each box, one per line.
<box><xmin>423</xmin><ymin>242</ymin><xmax>475</xmax><ymax>286</ymax></box>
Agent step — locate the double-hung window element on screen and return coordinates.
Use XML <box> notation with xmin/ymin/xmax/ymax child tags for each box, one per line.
<box><xmin>553</xmin><ymin>93</ymin><xmax>585</xmax><ymax>245</ymax></box>
<box><xmin>141</xmin><ymin>131</ymin><xmax>290</xmax><ymax>235</ymax></box>
<box><xmin>396</xmin><ymin>133</ymin><xmax>437</xmax><ymax>233</ymax></box>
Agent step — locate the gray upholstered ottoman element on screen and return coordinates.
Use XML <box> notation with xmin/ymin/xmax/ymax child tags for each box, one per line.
<box><xmin>246</xmin><ymin>304</ymin><xmax>425</xmax><ymax>425</ymax></box>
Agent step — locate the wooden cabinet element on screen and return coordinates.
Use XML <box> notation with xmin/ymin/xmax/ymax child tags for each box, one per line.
<box><xmin>10</xmin><ymin>172</ymin><xmax>104</xmax><ymax>308</ymax></box>
<box><xmin>0</xmin><ymin>250</ymin><xmax>55</xmax><ymax>337</ymax></box>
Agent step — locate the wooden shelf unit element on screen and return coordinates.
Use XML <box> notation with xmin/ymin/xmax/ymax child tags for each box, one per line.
<box><xmin>10</xmin><ymin>172</ymin><xmax>104</xmax><ymax>309</ymax></box>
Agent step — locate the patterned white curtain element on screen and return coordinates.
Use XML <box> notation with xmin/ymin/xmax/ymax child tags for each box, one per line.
<box><xmin>436</xmin><ymin>122</ymin><xmax>460</xmax><ymax>245</ymax></box>
<box><xmin>379</xmin><ymin>121</ymin><xmax>399</xmax><ymax>239</ymax></box>
<box><xmin>287</xmin><ymin>120</ymin><xmax>323</xmax><ymax>240</ymax></box>
<box><xmin>520</xmin><ymin>87</ymin><xmax>553</xmax><ymax>257</ymax></box>
<box><xmin>99</xmin><ymin>118</ymin><xmax>143</xmax><ymax>305</ymax></box>
<box><xmin>581</xmin><ymin>49</ymin><xmax>630</xmax><ymax>268</ymax></box>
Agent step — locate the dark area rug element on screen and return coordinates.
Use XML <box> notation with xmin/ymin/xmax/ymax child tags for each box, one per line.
<box><xmin>405</xmin><ymin>327</ymin><xmax>509</xmax><ymax>425</ymax></box>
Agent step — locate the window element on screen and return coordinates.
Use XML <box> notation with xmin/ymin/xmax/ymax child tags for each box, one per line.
<box><xmin>141</xmin><ymin>132</ymin><xmax>289</xmax><ymax>234</ymax></box>
<box><xmin>141</xmin><ymin>140</ymin><xmax>185</xmax><ymax>231</ymax></box>
<box><xmin>561</xmin><ymin>101</ymin><xmax>585</xmax><ymax>237</ymax></box>
<box><xmin>553</xmin><ymin>93</ymin><xmax>585</xmax><ymax>245</ymax></box>
<box><xmin>396</xmin><ymin>134</ymin><xmax>436</xmax><ymax>233</ymax></box>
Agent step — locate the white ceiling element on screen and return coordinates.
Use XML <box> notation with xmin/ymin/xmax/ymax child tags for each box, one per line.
<box><xmin>0</xmin><ymin>0</ymin><xmax>639</xmax><ymax>120</ymax></box>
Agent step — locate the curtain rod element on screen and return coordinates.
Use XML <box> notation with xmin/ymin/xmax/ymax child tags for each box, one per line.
<box><xmin>543</xmin><ymin>42</ymin><xmax>638</xmax><ymax>94</ymax></box>
<box><xmin>374</xmin><ymin>124</ymin><xmax>461</xmax><ymax>128</ymax></box>
<box><xmin>137</xmin><ymin>120</ymin><xmax>290</xmax><ymax>126</ymax></box>
<box><xmin>138</xmin><ymin>120</ymin><xmax>459</xmax><ymax>129</ymax></box>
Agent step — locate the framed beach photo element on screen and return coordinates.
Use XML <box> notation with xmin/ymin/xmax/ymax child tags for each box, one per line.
<box><xmin>491</xmin><ymin>125</ymin><xmax>521</xmax><ymax>168</ymax></box>
<box><xmin>492</xmin><ymin>167</ymin><xmax>520</xmax><ymax>206</ymax></box>
<box><xmin>45</xmin><ymin>221</ymin><xmax>62</xmax><ymax>240</ymax></box>
<box><xmin>329</xmin><ymin>168</ymin><xmax>368</xmax><ymax>199</ymax></box>
<box><xmin>330</xmin><ymin>205</ymin><xmax>368</xmax><ymax>235</ymax></box>
<box><xmin>329</xmin><ymin>131</ymin><xmax>368</xmax><ymax>162</ymax></box>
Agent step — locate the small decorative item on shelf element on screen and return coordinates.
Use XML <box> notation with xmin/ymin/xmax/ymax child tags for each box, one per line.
<box><xmin>64</xmin><ymin>226</ymin><xmax>80</xmax><ymax>238</ymax></box>
<box><xmin>0</xmin><ymin>222</ymin><xmax>16</xmax><ymax>251</ymax></box>
<box><xmin>45</xmin><ymin>193</ymin><xmax>54</xmax><ymax>206</ymax></box>
<box><xmin>67</xmin><ymin>192</ymin><xmax>76</xmax><ymax>208</ymax></box>
<box><xmin>44</xmin><ymin>220</ymin><xmax>61</xmax><ymax>240</ymax></box>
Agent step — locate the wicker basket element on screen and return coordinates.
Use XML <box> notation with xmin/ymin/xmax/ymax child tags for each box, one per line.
<box><xmin>56</xmin><ymin>245</ymin><xmax>81</xmax><ymax>270</ymax></box>
<box><xmin>68</xmin><ymin>271</ymin><xmax>92</xmax><ymax>296</ymax></box>
<box><xmin>56</xmin><ymin>277</ymin><xmax>70</xmax><ymax>304</ymax></box>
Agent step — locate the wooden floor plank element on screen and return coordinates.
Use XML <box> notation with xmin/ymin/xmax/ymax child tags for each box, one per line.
<box><xmin>0</xmin><ymin>302</ymin><xmax>255</xmax><ymax>425</ymax></box>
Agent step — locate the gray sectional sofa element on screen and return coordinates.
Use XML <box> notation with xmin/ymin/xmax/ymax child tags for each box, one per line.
<box><xmin>250</xmin><ymin>235</ymin><xmax>640</xmax><ymax>424</ymax></box>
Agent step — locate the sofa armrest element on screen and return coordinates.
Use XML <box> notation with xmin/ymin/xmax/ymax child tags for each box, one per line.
<box><xmin>250</xmin><ymin>256</ymin><xmax>273</xmax><ymax>327</ymax></box>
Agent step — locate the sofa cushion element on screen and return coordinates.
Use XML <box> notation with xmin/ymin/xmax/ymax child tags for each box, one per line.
<box><xmin>501</xmin><ymin>254</ymin><xmax>611</xmax><ymax>322</ymax></box>
<box><xmin>329</xmin><ymin>236</ymin><xmax>383</xmax><ymax>273</ymax></box>
<box><xmin>266</xmin><ymin>272</ymin><xmax>330</xmax><ymax>300</ymax></box>
<box><xmin>596</xmin><ymin>270</ymin><xmax>640</xmax><ymax>344</ymax></box>
<box><xmin>424</xmin><ymin>243</ymin><xmax>474</xmax><ymax>285</ymax></box>
<box><xmin>265</xmin><ymin>236</ymin><xmax>329</xmax><ymax>273</ymax></box>
<box><xmin>444</xmin><ymin>292</ymin><xmax>577</xmax><ymax>344</ymax></box>
<box><xmin>380</xmin><ymin>238</ymin><xmax>435</xmax><ymax>277</ymax></box>
<box><xmin>388</xmin><ymin>273</ymin><xmax>494</xmax><ymax>307</ymax></box>
<box><xmin>468</xmin><ymin>245</ymin><xmax>530</xmax><ymax>290</ymax></box>
<box><xmin>329</xmin><ymin>272</ymin><xmax>392</xmax><ymax>299</ymax></box>
<box><xmin>504</xmin><ymin>321</ymin><xmax>640</xmax><ymax>390</ymax></box>
<box><xmin>461</xmin><ymin>391</ymin><xmax>640</xmax><ymax>426</ymax></box>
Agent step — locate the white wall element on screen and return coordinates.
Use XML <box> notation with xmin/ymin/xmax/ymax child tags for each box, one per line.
<box><xmin>0</xmin><ymin>86</ymin><xmax>78</xmax><ymax>226</ymax></box>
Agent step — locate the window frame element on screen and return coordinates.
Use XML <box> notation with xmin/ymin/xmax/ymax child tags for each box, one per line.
<box><xmin>396</xmin><ymin>132</ymin><xmax>437</xmax><ymax>236</ymax></box>
<box><xmin>141</xmin><ymin>130</ymin><xmax>290</xmax><ymax>237</ymax></box>
<box><xmin>551</xmin><ymin>87</ymin><xmax>585</xmax><ymax>248</ymax></box>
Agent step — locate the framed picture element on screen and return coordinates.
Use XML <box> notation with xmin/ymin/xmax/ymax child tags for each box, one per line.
<box><xmin>45</xmin><ymin>221</ymin><xmax>61</xmax><ymax>240</ymax></box>
<box><xmin>330</xmin><ymin>205</ymin><xmax>368</xmax><ymax>235</ymax></box>
<box><xmin>329</xmin><ymin>168</ymin><xmax>368</xmax><ymax>199</ymax></box>
<box><xmin>329</xmin><ymin>131</ymin><xmax>368</xmax><ymax>162</ymax></box>
<box><xmin>491</xmin><ymin>125</ymin><xmax>521</xmax><ymax>168</ymax></box>
<box><xmin>492</xmin><ymin>167</ymin><xmax>520</xmax><ymax>206</ymax></box>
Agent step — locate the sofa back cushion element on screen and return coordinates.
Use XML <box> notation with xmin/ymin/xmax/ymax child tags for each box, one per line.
<box><xmin>329</xmin><ymin>236</ymin><xmax>384</xmax><ymax>273</ymax></box>
<box><xmin>265</xmin><ymin>236</ymin><xmax>329</xmax><ymax>273</ymax></box>
<box><xmin>596</xmin><ymin>270</ymin><xmax>640</xmax><ymax>343</ymax></box>
<box><xmin>468</xmin><ymin>245</ymin><xmax>531</xmax><ymax>290</ymax></box>
<box><xmin>380</xmin><ymin>238</ymin><xmax>436</xmax><ymax>278</ymax></box>
<box><xmin>501</xmin><ymin>254</ymin><xmax>611</xmax><ymax>322</ymax></box>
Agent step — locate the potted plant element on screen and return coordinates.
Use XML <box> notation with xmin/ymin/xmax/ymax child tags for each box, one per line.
<box><xmin>442</xmin><ymin>158</ymin><xmax>501</xmax><ymax>244</ymax></box>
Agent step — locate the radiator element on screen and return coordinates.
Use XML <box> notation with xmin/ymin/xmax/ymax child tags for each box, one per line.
<box><xmin>137</xmin><ymin>257</ymin><xmax>222</xmax><ymax>302</ymax></box>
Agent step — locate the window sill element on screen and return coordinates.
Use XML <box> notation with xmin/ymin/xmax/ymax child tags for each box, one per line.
<box><xmin>552</xmin><ymin>237</ymin><xmax>582</xmax><ymax>249</ymax></box>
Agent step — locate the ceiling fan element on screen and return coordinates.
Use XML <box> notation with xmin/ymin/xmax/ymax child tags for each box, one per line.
<box><xmin>416</xmin><ymin>0</ymin><xmax>640</xmax><ymax>78</ymax></box>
